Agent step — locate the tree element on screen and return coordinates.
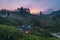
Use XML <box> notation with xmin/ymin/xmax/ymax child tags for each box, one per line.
<box><xmin>20</xmin><ymin>7</ymin><xmax>24</xmax><ymax>15</ymax></box>
<box><xmin>20</xmin><ymin>7</ymin><xmax>31</xmax><ymax>17</ymax></box>
<box><xmin>7</xmin><ymin>10</ymin><xmax>10</xmax><ymax>16</ymax></box>
<box><xmin>40</xmin><ymin>11</ymin><xmax>43</xmax><ymax>16</ymax></box>
<box><xmin>0</xmin><ymin>9</ymin><xmax>7</xmax><ymax>15</ymax></box>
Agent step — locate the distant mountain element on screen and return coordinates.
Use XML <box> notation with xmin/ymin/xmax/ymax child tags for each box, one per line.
<box><xmin>45</xmin><ymin>10</ymin><xmax>60</xmax><ymax>21</ymax></box>
<box><xmin>47</xmin><ymin>10</ymin><xmax>60</xmax><ymax>17</ymax></box>
<box><xmin>44</xmin><ymin>9</ymin><xmax>53</xmax><ymax>15</ymax></box>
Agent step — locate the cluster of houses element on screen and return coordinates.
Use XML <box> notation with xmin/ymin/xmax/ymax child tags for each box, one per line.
<box><xmin>16</xmin><ymin>25</ymin><xmax>31</xmax><ymax>34</ymax></box>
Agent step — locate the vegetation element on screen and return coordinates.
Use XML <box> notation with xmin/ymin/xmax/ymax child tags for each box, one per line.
<box><xmin>0</xmin><ymin>7</ymin><xmax>60</xmax><ymax>40</ymax></box>
<box><xmin>0</xmin><ymin>24</ymin><xmax>60</xmax><ymax>40</ymax></box>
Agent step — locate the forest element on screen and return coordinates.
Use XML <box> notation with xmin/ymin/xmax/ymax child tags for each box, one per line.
<box><xmin>0</xmin><ymin>7</ymin><xmax>60</xmax><ymax>40</ymax></box>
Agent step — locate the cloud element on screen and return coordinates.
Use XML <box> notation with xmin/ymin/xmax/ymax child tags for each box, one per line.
<box><xmin>0</xmin><ymin>0</ymin><xmax>60</xmax><ymax>13</ymax></box>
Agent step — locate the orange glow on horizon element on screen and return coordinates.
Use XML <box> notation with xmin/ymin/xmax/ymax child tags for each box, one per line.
<box><xmin>0</xmin><ymin>7</ymin><xmax>42</xmax><ymax>14</ymax></box>
<box><xmin>30</xmin><ymin>8</ymin><xmax>42</xmax><ymax>14</ymax></box>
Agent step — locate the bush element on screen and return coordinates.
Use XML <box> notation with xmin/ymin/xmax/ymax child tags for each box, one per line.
<box><xmin>0</xmin><ymin>24</ymin><xmax>26</xmax><ymax>40</ymax></box>
<box><xmin>0</xmin><ymin>25</ymin><xmax>60</xmax><ymax>40</ymax></box>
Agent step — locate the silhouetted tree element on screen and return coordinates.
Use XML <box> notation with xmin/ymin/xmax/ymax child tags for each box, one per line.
<box><xmin>7</xmin><ymin>10</ymin><xmax>10</xmax><ymax>16</ymax></box>
<box><xmin>20</xmin><ymin>7</ymin><xmax>31</xmax><ymax>17</ymax></box>
<box><xmin>0</xmin><ymin>9</ymin><xmax>7</xmax><ymax>15</ymax></box>
<box><xmin>40</xmin><ymin>11</ymin><xmax>43</xmax><ymax>16</ymax></box>
<box><xmin>20</xmin><ymin>7</ymin><xmax>24</xmax><ymax>15</ymax></box>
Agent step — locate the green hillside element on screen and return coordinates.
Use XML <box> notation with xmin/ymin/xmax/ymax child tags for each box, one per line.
<box><xmin>0</xmin><ymin>24</ymin><xmax>60</xmax><ymax>40</ymax></box>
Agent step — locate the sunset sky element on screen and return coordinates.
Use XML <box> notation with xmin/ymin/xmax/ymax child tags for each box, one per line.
<box><xmin>0</xmin><ymin>0</ymin><xmax>60</xmax><ymax>13</ymax></box>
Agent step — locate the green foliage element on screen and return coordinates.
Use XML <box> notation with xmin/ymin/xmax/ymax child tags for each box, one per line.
<box><xmin>0</xmin><ymin>24</ymin><xmax>26</xmax><ymax>40</ymax></box>
<box><xmin>0</xmin><ymin>24</ymin><xmax>60</xmax><ymax>40</ymax></box>
<box><xmin>0</xmin><ymin>9</ymin><xmax>60</xmax><ymax>40</ymax></box>
<box><xmin>0</xmin><ymin>16</ymin><xmax>22</xmax><ymax>26</ymax></box>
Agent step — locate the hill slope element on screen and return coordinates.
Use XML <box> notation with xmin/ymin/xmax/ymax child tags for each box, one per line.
<box><xmin>0</xmin><ymin>24</ymin><xmax>60</xmax><ymax>40</ymax></box>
